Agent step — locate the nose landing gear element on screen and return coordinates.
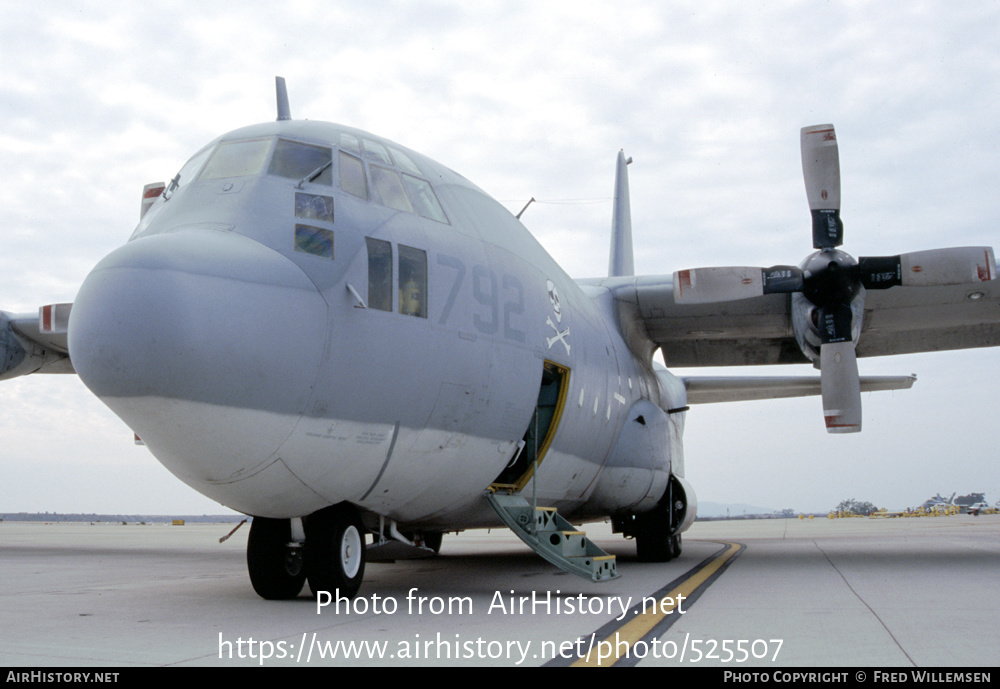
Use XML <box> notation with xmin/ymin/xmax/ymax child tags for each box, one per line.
<box><xmin>304</xmin><ymin>504</ymin><xmax>366</xmax><ymax>600</ymax></box>
<box><xmin>246</xmin><ymin>517</ymin><xmax>306</xmax><ymax>600</ymax></box>
<box><xmin>246</xmin><ymin>503</ymin><xmax>367</xmax><ymax>600</ymax></box>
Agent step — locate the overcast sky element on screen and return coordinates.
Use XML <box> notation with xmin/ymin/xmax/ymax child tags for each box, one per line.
<box><xmin>1</xmin><ymin>1</ymin><xmax>998</xmax><ymax>515</ymax></box>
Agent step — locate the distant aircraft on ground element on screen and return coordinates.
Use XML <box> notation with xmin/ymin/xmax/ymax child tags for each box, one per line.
<box><xmin>920</xmin><ymin>493</ymin><xmax>956</xmax><ymax>511</ymax></box>
<box><xmin>3</xmin><ymin>78</ymin><xmax>998</xmax><ymax>599</ymax></box>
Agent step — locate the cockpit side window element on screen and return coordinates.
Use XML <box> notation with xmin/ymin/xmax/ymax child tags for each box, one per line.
<box><xmin>371</xmin><ymin>166</ymin><xmax>413</xmax><ymax>213</ymax></box>
<box><xmin>173</xmin><ymin>145</ymin><xmax>214</xmax><ymax>190</ymax></box>
<box><xmin>339</xmin><ymin>151</ymin><xmax>368</xmax><ymax>200</ymax></box>
<box><xmin>340</xmin><ymin>133</ymin><xmax>362</xmax><ymax>156</ymax></box>
<box><xmin>336</xmin><ymin>134</ymin><xmax>449</xmax><ymax>224</ymax></box>
<box><xmin>361</xmin><ymin>138</ymin><xmax>393</xmax><ymax>165</ymax></box>
<box><xmin>401</xmin><ymin>174</ymin><xmax>448</xmax><ymax>223</ymax></box>
<box><xmin>387</xmin><ymin>146</ymin><xmax>423</xmax><ymax>176</ymax></box>
<box><xmin>199</xmin><ymin>138</ymin><xmax>272</xmax><ymax>180</ymax></box>
<box><xmin>268</xmin><ymin>139</ymin><xmax>332</xmax><ymax>185</ymax></box>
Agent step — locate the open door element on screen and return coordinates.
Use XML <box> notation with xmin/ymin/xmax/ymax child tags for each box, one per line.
<box><xmin>492</xmin><ymin>361</ymin><xmax>569</xmax><ymax>491</ymax></box>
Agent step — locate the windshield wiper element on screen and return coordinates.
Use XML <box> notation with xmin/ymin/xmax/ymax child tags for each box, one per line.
<box><xmin>297</xmin><ymin>160</ymin><xmax>332</xmax><ymax>188</ymax></box>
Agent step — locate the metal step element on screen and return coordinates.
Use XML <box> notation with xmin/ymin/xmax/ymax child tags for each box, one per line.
<box><xmin>485</xmin><ymin>491</ymin><xmax>619</xmax><ymax>582</ymax></box>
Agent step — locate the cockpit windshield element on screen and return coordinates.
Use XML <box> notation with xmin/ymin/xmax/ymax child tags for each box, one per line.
<box><xmin>198</xmin><ymin>138</ymin><xmax>272</xmax><ymax>180</ymax></box>
<box><xmin>268</xmin><ymin>139</ymin><xmax>332</xmax><ymax>185</ymax></box>
<box><xmin>184</xmin><ymin>132</ymin><xmax>447</xmax><ymax>224</ymax></box>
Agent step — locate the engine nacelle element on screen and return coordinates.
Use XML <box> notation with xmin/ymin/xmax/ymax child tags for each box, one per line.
<box><xmin>0</xmin><ymin>309</ymin><xmax>72</xmax><ymax>381</ymax></box>
<box><xmin>0</xmin><ymin>312</ymin><xmax>28</xmax><ymax>381</ymax></box>
<box><xmin>791</xmin><ymin>291</ymin><xmax>864</xmax><ymax>366</ymax></box>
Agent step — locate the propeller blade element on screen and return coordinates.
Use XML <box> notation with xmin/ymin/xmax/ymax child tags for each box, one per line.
<box><xmin>815</xmin><ymin>302</ymin><xmax>853</xmax><ymax>344</ymax></box>
<box><xmin>674</xmin><ymin>267</ymin><xmax>762</xmax><ymax>303</ymax></box>
<box><xmin>802</xmin><ymin>124</ymin><xmax>843</xmax><ymax>249</ymax></box>
<box><xmin>673</xmin><ymin>266</ymin><xmax>803</xmax><ymax>304</ymax></box>
<box><xmin>859</xmin><ymin>248</ymin><xmax>996</xmax><ymax>289</ymax></box>
<box><xmin>900</xmin><ymin>247</ymin><xmax>996</xmax><ymax>285</ymax></box>
<box><xmin>820</xmin><ymin>340</ymin><xmax>862</xmax><ymax>433</ymax></box>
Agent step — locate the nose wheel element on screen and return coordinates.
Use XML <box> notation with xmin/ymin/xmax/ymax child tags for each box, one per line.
<box><xmin>246</xmin><ymin>503</ymin><xmax>368</xmax><ymax>600</ymax></box>
<box><xmin>305</xmin><ymin>503</ymin><xmax>367</xmax><ymax>600</ymax></box>
<box><xmin>246</xmin><ymin>517</ymin><xmax>307</xmax><ymax>600</ymax></box>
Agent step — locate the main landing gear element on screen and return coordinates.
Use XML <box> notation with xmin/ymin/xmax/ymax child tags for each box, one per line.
<box><xmin>613</xmin><ymin>477</ymin><xmax>689</xmax><ymax>563</ymax></box>
<box><xmin>247</xmin><ymin>503</ymin><xmax>366</xmax><ymax>600</ymax></box>
<box><xmin>615</xmin><ymin>499</ymin><xmax>683</xmax><ymax>562</ymax></box>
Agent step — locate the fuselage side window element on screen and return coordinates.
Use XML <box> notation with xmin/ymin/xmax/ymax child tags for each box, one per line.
<box><xmin>199</xmin><ymin>138</ymin><xmax>272</xmax><ymax>180</ymax></box>
<box><xmin>366</xmin><ymin>238</ymin><xmax>393</xmax><ymax>312</ymax></box>
<box><xmin>340</xmin><ymin>151</ymin><xmax>368</xmax><ymax>200</ymax></box>
<box><xmin>398</xmin><ymin>245</ymin><xmax>427</xmax><ymax>318</ymax></box>
<box><xmin>268</xmin><ymin>139</ymin><xmax>332</xmax><ymax>184</ymax></box>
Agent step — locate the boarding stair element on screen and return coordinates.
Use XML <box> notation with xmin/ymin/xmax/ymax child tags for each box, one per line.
<box><xmin>485</xmin><ymin>490</ymin><xmax>619</xmax><ymax>582</ymax></box>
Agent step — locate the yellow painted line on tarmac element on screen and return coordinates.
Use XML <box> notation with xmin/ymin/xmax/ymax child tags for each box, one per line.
<box><xmin>572</xmin><ymin>541</ymin><xmax>742</xmax><ymax>667</ymax></box>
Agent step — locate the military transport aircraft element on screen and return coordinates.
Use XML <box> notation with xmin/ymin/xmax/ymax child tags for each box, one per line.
<box><xmin>2</xmin><ymin>78</ymin><xmax>998</xmax><ymax>599</ymax></box>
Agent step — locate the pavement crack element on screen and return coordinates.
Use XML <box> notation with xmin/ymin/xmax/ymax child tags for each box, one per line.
<box><xmin>812</xmin><ymin>539</ymin><xmax>917</xmax><ymax>667</ymax></box>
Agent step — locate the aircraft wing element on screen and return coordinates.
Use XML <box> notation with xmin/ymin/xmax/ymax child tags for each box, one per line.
<box><xmin>0</xmin><ymin>304</ymin><xmax>75</xmax><ymax>380</ymax></box>
<box><xmin>584</xmin><ymin>274</ymin><xmax>1000</xmax><ymax>367</ymax></box>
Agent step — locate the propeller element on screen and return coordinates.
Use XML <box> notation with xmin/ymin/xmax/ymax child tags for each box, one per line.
<box><xmin>673</xmin><ymin>124</ymin><xmax>996</xmax><ymax>433</ymax></box>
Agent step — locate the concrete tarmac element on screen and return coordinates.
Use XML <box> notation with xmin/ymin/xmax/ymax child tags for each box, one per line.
<box><xmin>1</xmin><ymin>514</ymin><xmax>997</xmax><ymax>667</ymax></box>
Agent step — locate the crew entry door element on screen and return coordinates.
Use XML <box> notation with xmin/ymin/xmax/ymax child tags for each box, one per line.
<box><xmin>492</xmin><ymin>362</ymin><xmax>569</xmax><ymax>490</ymax></box>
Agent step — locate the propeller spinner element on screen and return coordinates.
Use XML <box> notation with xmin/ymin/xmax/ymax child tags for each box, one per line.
<box><xmin>673</xmin><ymin>124</ymin><xmax>996</xmax><ymax>433</ymax></box>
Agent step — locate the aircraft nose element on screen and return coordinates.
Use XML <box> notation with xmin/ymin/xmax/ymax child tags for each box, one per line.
<box><xmin>68</xmin><ymin>228</ymin><xmax>328</xmax><ymax>484</ymax></box>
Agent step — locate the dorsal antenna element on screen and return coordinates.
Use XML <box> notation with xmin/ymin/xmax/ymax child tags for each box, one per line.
<box><xmin>275</xmin><ymin>76</ymin><xmax>291</xmax><ymax>121</ymax></box>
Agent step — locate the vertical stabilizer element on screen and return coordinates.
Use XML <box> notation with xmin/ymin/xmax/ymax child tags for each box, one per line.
<box><xmin>275</xmin><ymin>76</ymin><xmax>291</xmax><ymax>121</ymax></box>
<box><xmin>609</xmin><ymin>150</ymin><xmax>634</xmax><ymax>277</ymax></box>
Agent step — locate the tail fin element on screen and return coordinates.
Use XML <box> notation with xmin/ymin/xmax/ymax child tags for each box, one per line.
<box><xmin>608</xmin><ymin>150</ymin><xmax>634</xmax><ymax>277</ymax></box>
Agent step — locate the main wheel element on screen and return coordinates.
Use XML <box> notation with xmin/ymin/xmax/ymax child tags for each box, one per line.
<box><xmin>305</xmin><ymin>504</ymin><xmax>366</xmax><ymax>600</ymax></box>
<box><xmin>635</xmin><ymin>524</ymin><xmax>678</xmax><ymax>562</ymax></box>
<box><xmin>633</xmin><ymin>503</ymin><xmax>678</xmax><ymax>563</ymax></box>
<box><xmin>247</xmin><ymin>517</ymin><xmax>306</xmax><ymax>599</ymax></box>
<box><xmin>419</xmin><ymin>531</ymin><xmax>443</xmax><ymax>554</ymax></box>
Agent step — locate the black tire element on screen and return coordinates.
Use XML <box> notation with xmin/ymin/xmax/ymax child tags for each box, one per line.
<box><xmin>635</xmin><ymin>524</ymin><xmax>677</xmax><ymax>562</ymax></box>
<box><xmin>420</xmin><ymin>531</ymin><xmax>443</xmax><ymax>554</ymax></box>
<box><xmin>633</xmin><ymin>503</ymin><xmax>678</xmax><ymax>563</ymax></box>
<box><xmin>247</xmin><ymin>517</ymin><xmax>306</xmax><ymax>600</ymax></box>
<box><xmin>306</xmin><ymin>504</ymin><xmax>366</xmax><ymax>600</ymax></box>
